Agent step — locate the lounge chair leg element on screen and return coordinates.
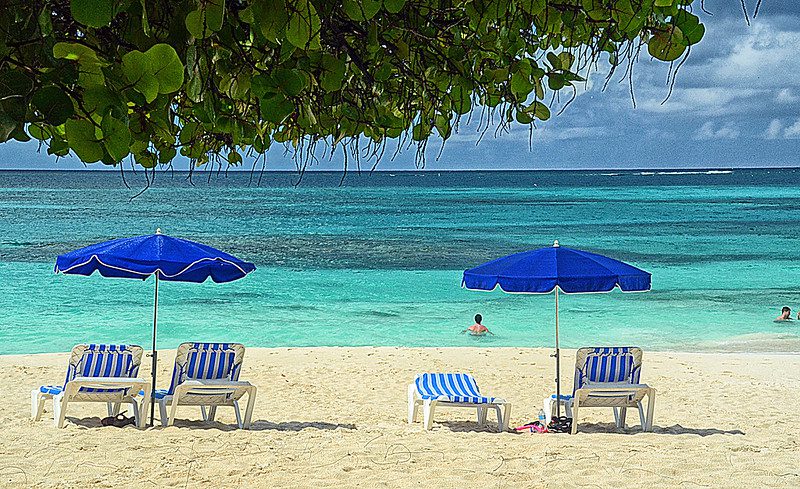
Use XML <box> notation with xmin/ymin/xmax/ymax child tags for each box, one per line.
<box><xmin>502</xmin><ymin>404</ymin><xmax>511</xmax><ymax>432</ymax></box>
<box><xmin>243</xmin><ymin>386</ymin><xmax>256</xmax><ymax>429</ymax></box>
<box><xmin>645</xmin><ymin>389</ymin><xmax>656</xmax><ymax>431</ymax></box>
<box><xmin>200</xmin><ymin>405</ymin><xmax>208</xmax><ymax>421</ymax></box>
<box><xmin>158</xmin><ymin>399</ymin><xmax>169</xmax><ymax>427</ymax></box>
<box><xmin>571</xmin><ymin>396</ymin><xmax>580</xmax><ymax>435</ymax></box>
<box><xmin>477</xmin><ymin>406</ymin><xmax>487</xmax><ymax>426</ymax></box>
<box><xmin>423</xmin><ymin>400</ymin><xmax>437</xmax><ymax>430</ymax></box>
<box><xmin>619</xmin><ymin>407</ymin><xmax>628</xmax><ymax>429</ymax></box>
<box><xmin>31</xmin><ymin>390</ymin><xmax>45</xmax><ymax>421</ymax></box>
<box><xmin>564</xmin><ymin>400</ymin><xmax>573</xmax><ymax>419</ymax></box>
<box><xmin>493</xmin><ymin>406</ymin><xmax>503</xmax><ymax>432</ymax></box>
<box><xmin>168</xmin><ymin>398</ymin><xmax>180</xmax><ymax>427</ymax></box>
<box><xmin>408</xmin><ymin>386</ymin><xmax>419</xmax><ymax>424</ymax></box>
<box><xmin>207</xmin><ymin>406</ymin><xmax>217</xmax><ymax>422</ymax></box>
<box><xmin>613</xmin><ymin>407</ymin><xmax>619</xmax><ymax>427</ymax></box>
<box><xmin>233</xmin><ymin>401</ymin><xmax>242</xmax><ymax>429</ymax></box>
<box><xmin>130</xmin><ymin>401</ymin><xmax>140</xmax><ymax>427</ymax></box>
<box><xmin>54</xmin><ymin>394</ymin><xmax>68</xmax><ymax>428</ymax></box>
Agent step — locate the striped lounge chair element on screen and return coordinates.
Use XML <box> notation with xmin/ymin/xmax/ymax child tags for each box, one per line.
<box><xmin>408</xmin><ymin>373</ymin><xmax>511</xmax><ymax>432</ymax></box>
<box><xmin>152</xmin><ymin>342</ymin><xmax>256</xmax><ymax>429</ymax></box>
<box><xmin>31</xmin><ymin>344</ymin><xmax>151</xmax><ymax>428</ymax></box>
<box><xmin>544</xmin><ymin>347</ymin><xmax>656</xmax><ymax>434</ymax></box>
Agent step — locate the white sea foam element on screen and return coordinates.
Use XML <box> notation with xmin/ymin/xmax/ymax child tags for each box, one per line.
<box><xmin>655</xmin><ymin>170</ymin><xmax>734</xmax><ymax>176</ymax></box>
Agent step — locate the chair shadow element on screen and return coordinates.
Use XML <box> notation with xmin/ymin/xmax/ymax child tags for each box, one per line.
<box><xmin>248</xmin><ymin>420</ymin><xmax>357</xmax><ymax>432</ymax></box>
<box><xmin>63</xmin><ymin>416</ymin><xmax>356</xmax><ymax>432</ymax></box>
<box><xmin>653</xmin><ymin>424</ymin><xmax>745</xmax><ymax>436</ymax></box>
<box><xmin>437</xmin><ymin>420</ymin><xmax>506</xmax><ymax>433</ymax></box>
<box><xmin>573</xmin><ymin>422</ymin><xmax>745</xmax><ymax>436</ymax></box>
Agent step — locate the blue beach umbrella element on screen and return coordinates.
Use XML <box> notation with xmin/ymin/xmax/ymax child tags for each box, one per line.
<box><xmin>55</xmin><ymin>229</ymin><xmax>256</xmax><ymax>424</ymax></box>
<box><xmin>462</xmin><ymin>240</ymin><xmax>650</xmax><ymax>417</ymax></box>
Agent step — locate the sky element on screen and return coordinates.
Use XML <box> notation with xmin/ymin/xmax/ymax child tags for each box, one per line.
<box><xmin>1</xmin><ymin>0</ymin><xmax>797</xmax><ymax>171</ymax></box>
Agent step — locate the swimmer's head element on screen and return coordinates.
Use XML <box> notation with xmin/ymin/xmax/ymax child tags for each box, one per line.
<box><xmin>474</xmin><ymin>314</ymin><xmax>482</xmax><ymax>324</ymax></box>
<box><xmin>783</xmin><ymin>306</ymin><xmax>791</xmax><ymax>314</ymax></box>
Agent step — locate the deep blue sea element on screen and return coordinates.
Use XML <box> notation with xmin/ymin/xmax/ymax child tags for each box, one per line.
<box><xmin>1</xmin><ymin>168</ymin><xmax>799</xmax><ymax>355</ymax></box>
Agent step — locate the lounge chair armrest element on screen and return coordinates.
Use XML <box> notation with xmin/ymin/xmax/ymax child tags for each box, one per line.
<box><xmin>579</xmin><ymin>383</ymin><xmax>650</xmax><ymax>391</ymax></box>
<box><xmin>179</xmin><ymin>379</ymin><xmax>253</xmax><ymax>388</ymax></box>
<box><xmin>68</xmin><ymin>377</ymin><xmax>150</xmax><ymax>391</ymax></box>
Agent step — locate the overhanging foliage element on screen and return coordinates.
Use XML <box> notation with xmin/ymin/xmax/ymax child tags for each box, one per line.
<box><xmin>0</xmin><ymin>0</ymin><xmax>705</xmax><ymax>170</ymax></box>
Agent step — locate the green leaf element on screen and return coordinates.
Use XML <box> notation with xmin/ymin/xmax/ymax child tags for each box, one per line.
<box><xmin>122</xmin><ymin>44</ymin><xmax>184</xmax><ymax>102</ymax></box>
<box><xmin>519</xmin><ymin>0</ymin><xmax>546</xmax><ymax>16</ymax></box>
<box><xmin>0</xmin><ymin>70</ymin><xmax>33</xmax><ymax>99</ymax></box>
<box><xmin>146</xmin><ymin>44</ymin><xmax>185</xmax><ymax>93</ymax></box>
<box><xmin>101</xmin><ymin>115</ymin><xmax>130</xmax><ymax>162</ymax></box>
<box><xmin>648</xmin><ymin>26</ymin><xmax>687</xmax><ymax>61</ymax></box>
<box><xmin>38</xmin><ymin>8</ymin><xmax>53</xmax><ymax>36</ymax></box>
<box><xmin>383</xmin><ymin>0</ymin><xmax>406</xmax><ymax>13</ymax></box>
<box><xmin>343</xmin><ymin>0</ymin><xmax>381</xmax><ymax>21</ymax></box>
<box><xmin>254</xmin><ymin>0</ymin><xmax>287</xmax><ymax>40</ymax></box>
<box><xmin>287</xmin><ymin>0</ymin><xmax>321</xmax><ymax>49</ymax></box>
<box><xmin>320</xmin><ymin>55</ymin><xmax>346</xmax><ymax>91</ymax></box>
<box><xmin>31</xmin><ymin>86</ymin><xmax>74</xmax><ymax>125</ymax></box>
<box><xmin>66</xmin><ymin>119</ymin><xmax>104</xmax><ymax>162</ymax></box>
<box><xmin>70</xmin><ymin>0</ymin><xmax>113</xmax><ymax>27</ymax></box>
<box><xmin>260</xmin><ymin>93</ymin><xmax>295</xmax><ymax>124</ymax></box>
<box><xmin>674</xmin><ymin>10</ymin><xmax>705</xmax><ymax>45</ymax></box>
<box><xmin>654</xmin><ymin>0</ymin><xmax>674</xmax><ymax>5</ymax></box>
<box><xmin>273</xmin><ymin>68</ymin><xmax>307</xmax><ymax>97</ymax></box>
<box><xmin>546</xmin><ymin>52</ymin><xmax>561</xmax><ymax>70</ymax></box>
<box><xmin>525</xmin><ymin>101</ymin><xmax>551</xmax><ymax>121</ymax></box>
<box><xmin>185</xmin><ymin>0</ymin><xmax>225</xmax><ymax>39</ymax></box>
<box><xmin>510</xmin><ymin>72</ymin><xmax>534</xmax><ymax>97</ymax></box>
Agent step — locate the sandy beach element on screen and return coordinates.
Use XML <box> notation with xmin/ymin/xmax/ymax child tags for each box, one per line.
<box><xmin>1</xmin><ymin>347</ymin><xmax>799</xmax><ymax>488</ymax></box>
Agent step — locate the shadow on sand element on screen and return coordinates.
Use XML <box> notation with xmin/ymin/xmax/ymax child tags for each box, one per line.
<box><xmin>63</xmin><ymin>416</ymin><xmax>356</xmax><ymax>432</ymax></box>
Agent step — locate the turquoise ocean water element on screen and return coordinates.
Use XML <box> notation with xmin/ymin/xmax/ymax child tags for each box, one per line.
<box><xmin>1</xmin><ymin>168</ymin><xmax>800</xmax><ymax>355</ymax></box>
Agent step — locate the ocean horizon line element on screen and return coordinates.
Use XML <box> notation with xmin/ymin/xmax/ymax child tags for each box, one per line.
<box><xmin>1</xmin><ymin>166</ymin><xmax>798</xmax><ymax>173</ymax></box>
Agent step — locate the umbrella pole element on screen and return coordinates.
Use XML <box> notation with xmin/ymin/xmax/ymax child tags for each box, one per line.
<box><xmin>149</xmin><ymin>272</ymin><xmax>159</xmax><ymax>427</ymax></box>
<box><xmin>555</xmin><ymin>286</ymin><xmax>561</xmax><ymax>419</ymax></box>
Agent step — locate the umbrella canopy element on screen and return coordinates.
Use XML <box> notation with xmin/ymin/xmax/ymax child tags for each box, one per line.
<box><xmin>462</xmin><ymin>240</ymin><xmax>650</xmax><ymax>418</ymax></box>
<box><xmin>55</xmin><ymin>233</ymin><xmax>255</xmax><ymax>282</ymax></box>
<box><xmin>55</xmin><ymin>230</ymin><xmax>256</xmax><ymax>425</ymax></box>
<box><xmin>462</xmin><ymin>243</ymin><xmax>650</xmax><ymax>294</ymax></box>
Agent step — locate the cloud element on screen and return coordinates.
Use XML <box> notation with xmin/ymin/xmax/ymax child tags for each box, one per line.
<box><xmin>765</xmin><ymin>119</ymin><xmax>784</xmax><ymax>139</ymax></box>
<box><xmin>762</xmin><ymin>118</ymin><xmax>800</xmax><ymax>139</ymax></box>
<box><xmin>784</xmin><ymin>119</ymin><xmax>800</xmax><ymax>138</ymax></box>
<box><xmin>694</xmin><ymin>121</ymin><xmax>740</xmax><ymax>140</ymax></box>
<box><xmin>776</xmin><ymin>88</ymin><xmax>800</xmax><ymax>103</ymax></box>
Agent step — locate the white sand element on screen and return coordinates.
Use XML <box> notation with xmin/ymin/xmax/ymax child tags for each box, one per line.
<box><xmin>1</xmin><ymin>347</ymin><xmax>799</xmax><ymax>488</ymax></box>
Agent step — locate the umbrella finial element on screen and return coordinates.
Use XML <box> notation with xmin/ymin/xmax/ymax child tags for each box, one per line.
<box><xmin>156</xmin><ymin>228</ymin><xmax>162</xmax><ymax>235</ymax></box>
<box><xmin>553</xmin><ymin>240</ymin><xmax>560</xmax><ymax>247</ymax></box>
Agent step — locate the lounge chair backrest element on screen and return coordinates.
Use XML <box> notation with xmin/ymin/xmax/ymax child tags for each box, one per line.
<box><xmin>574</xmin><ymin>347</ymin><xmax>642</xmax><ymax>394</ymax></box>
<box><xmin>414</xmin><ymin>373</ymin><xmax>485</xmax><ymax>402</ymax></box>
<box><xmin>166</xmin><ymin>342</ymin><xmax>245</xmax><ymax>395</ymax></box>
<box><xmin>64</xmin><ymin>344</ymin><xmax>143</xmax><ymax>386</ymax></box>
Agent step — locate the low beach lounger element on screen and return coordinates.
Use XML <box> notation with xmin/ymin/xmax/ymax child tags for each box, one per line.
<box><xmin>32</xmin><ymin>344</ymin><xmax>151</xmax><ymax>428</ymax></box>
<box><xmin>408</xmin><ymin>373</ymin><xmax>511</xmax><ymax>432</ymax></box>
<box><xmin>152</xmin><ymin>342</ymin><xmax>256</xmax><ymax>429</ymax></box>
<box><xmin>544</xmin><ymin>347</ymin><xmax>655</xmax><ymax>434</ymax></box>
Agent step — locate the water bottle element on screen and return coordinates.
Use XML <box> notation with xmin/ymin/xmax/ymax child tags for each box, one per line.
<box><xmin>538</xmin><ymin>409</ymin><xmax>547</xmax><ymax>431</ymax></box>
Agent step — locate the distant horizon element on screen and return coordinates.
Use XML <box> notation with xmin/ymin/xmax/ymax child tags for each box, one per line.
<box><xmin>0</xmin><ymin>165</ymin><xmax>797</xmax><ymax>172</ymax></box>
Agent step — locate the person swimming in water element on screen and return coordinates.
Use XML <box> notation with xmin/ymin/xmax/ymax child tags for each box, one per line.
<box><xmin>776</xmin><ymin>306</ymin><xmax>792</xmax><ymax>321</ymax></box>
<box><xmin>461</xmin><ymin>314</ymin><xmax>494</xmax><ymax>336</ymax></box>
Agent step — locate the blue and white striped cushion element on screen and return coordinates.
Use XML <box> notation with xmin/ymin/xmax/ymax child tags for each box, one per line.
<box><xmin>166</xmin><ymin>343</ymin><xmax>241</xmax><ymax>396</ymax></box>
<box><xmin>576</xmin><ymin>347</ymin><xmax>636</xmax><ymax>391</ymax></box>
<box><xmin>40</xmin><ymin>344</ymin><xmax>139</xmax><ymax>396</ymax></box>
<box><xmin>415</xmin><ymin>373</ymin><xmax>495</xmax><ymax>404</ymax></box>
